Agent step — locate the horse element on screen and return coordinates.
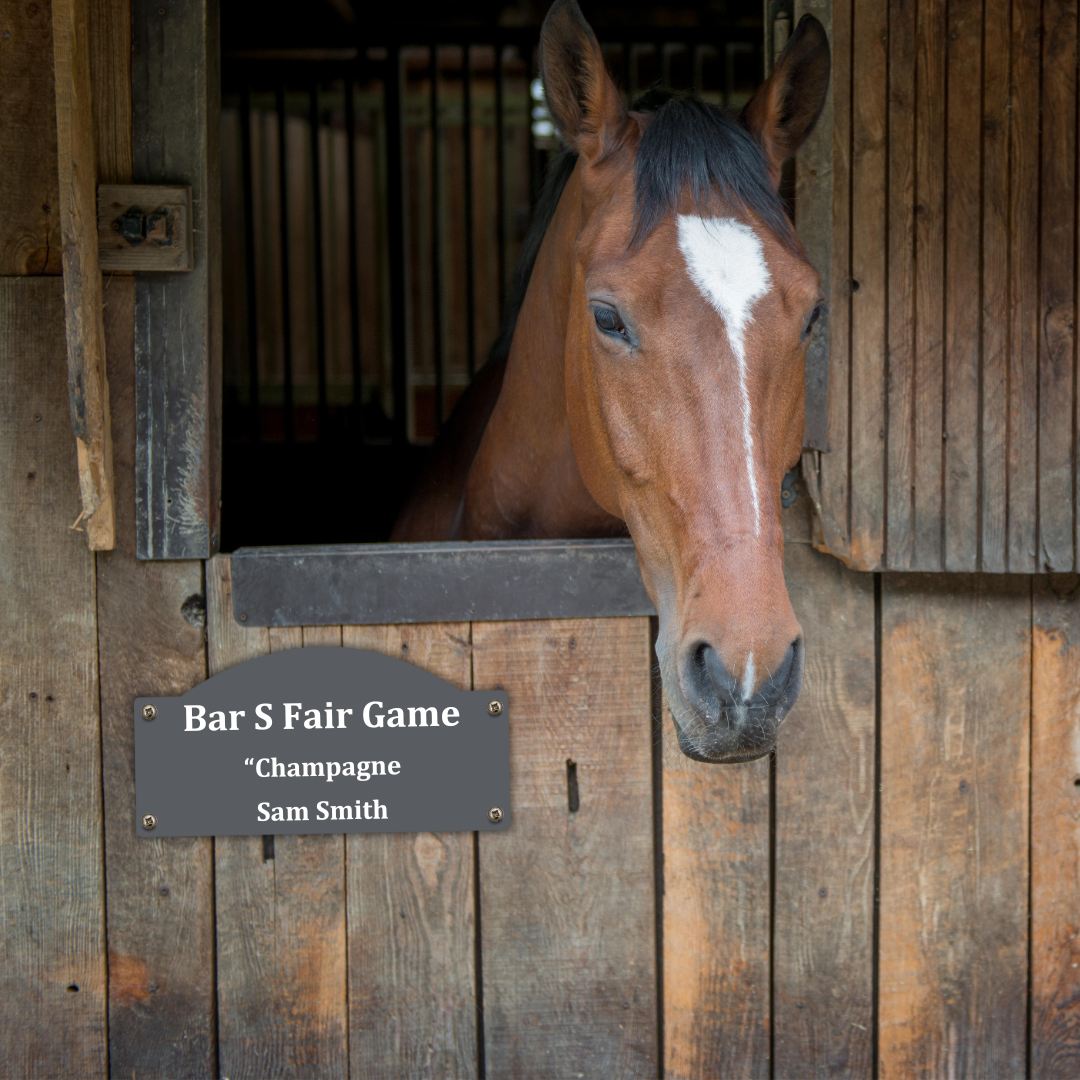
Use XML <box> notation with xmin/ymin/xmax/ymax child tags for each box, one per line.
<box><xmin>392</xmin><ymin>0</ymin><xmax>831</xmax><ymax>764</ymax></box>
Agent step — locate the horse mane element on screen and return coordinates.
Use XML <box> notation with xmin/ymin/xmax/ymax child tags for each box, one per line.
<box><xmin>487</xmin><ymin>89</ymin><xmax>796</xmax><ymax>368</ymax></box>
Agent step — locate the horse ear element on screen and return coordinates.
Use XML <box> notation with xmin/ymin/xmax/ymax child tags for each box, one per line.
<box><xmin>539</xmin><ymin>0</ymin><xmax>630</xmax><ymax>164</ymax></box>
<box><xmin>741</xmin><ymin>14</ymin><xmax>831</xmax><ymax>186</ymax></box>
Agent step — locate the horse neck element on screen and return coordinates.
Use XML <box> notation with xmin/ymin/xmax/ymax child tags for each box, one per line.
<box><xmin>459</xmin><ymin>168</ymin><xmax>622</xmax><ymax>539</ymax></box>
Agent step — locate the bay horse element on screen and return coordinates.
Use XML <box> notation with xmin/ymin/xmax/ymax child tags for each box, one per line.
<box><xmin>393</xmin><ymin>0</ymin><xmax>831</xmax><ymax>764</ymax></box>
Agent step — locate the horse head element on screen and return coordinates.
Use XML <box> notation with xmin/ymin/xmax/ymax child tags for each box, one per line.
<box><xmin>540</xmin><ymin>0</ymin><xmax>831</xmax><ymax>762</ymax></box>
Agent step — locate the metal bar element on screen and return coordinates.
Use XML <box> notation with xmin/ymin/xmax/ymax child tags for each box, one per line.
<box><xmin>462</xmin><ymin>45</ymin><xmax>476</xmax><ymax>378</ymax></box>
<box><xmin>429</xmin><ymin>46</ymin><xmax>444</xmax><ymax>428</ymax></box>
<box><xmin>494</xmin><ymin>42</ymin><xmax>506</xmax><ymax>314</ymax></box>
<box><xmin>276</xmin><ymin>83</ymin><xmax>295</xmax><ymax>443</ymax></box>
<box><xmin>344</xmin><ymin>76</ymin><xmax>363</xmax><ymax>429</ymax></box>
<box><xmin>382</xmin><ymin>48</ymin><xmax>408</xmax><ymax>445</ymax></box>
<box><xmin>239</xmin><ymin>86</ymin><xmax>260</xmax><ymax>442</ymax></box>
<box><xmin>309</xmin><ymin>83</ymin><xmax>328</xmax><ymax>438</ymax></box>
<box><xmin>230</xmin><ymin>538</ymin><xmax>655</xmax><ymax>626</ymax></box>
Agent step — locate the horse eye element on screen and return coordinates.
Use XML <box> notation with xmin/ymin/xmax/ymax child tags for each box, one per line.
<box><xmin>593</xmin><ymin>306</ymin><xmax>625</xmax><ymax>336</ymax></box>
<box><xmin>802</xmin><ymin>305</ymin><xmax>823</xmax><ymax>341</ymax></box>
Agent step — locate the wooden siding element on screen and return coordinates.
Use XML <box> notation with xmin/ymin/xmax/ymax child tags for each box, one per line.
<box><xmin>802</xmin><ymin>0</ymin><xmax>1080</xmax><ymax>573</ymax></box>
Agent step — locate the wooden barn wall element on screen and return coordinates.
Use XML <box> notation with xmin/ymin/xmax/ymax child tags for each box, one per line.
<box><xmin>802</xmin><ymin>0</ymin><xmax>1080</xmax><ymax>574</ymax></box>
<box><xmin>2</xmin><ymin>1</ymin><xmax>1080</xmax><ymax>1078</ymax></box>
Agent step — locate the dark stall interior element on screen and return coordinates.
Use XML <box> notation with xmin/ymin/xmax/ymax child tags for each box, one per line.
<box><xmin>219</xmin><ymin>0</ymin><xmax>766</xmax><ymax>549</ymax></box>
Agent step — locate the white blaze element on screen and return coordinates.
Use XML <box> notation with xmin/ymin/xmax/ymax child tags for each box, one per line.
<box><xmin>740</xmin><ymin>650</ymin><xmax>756</xmax><ymax>703</ymax></box>
<box><xmin>676</xmin><ymin>215</ymin><xmax>772</xmax><ymax>536</ymax></box>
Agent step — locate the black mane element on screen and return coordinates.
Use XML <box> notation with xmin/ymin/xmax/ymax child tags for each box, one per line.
<box><xmin>488</xmin><ymin>90</ymin><xmax>793</xmax><ymax>367</ymax></box>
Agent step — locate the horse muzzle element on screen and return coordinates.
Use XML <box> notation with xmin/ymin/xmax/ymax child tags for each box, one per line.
<box><xmin>669</xmin><ymin>636</ymin><xmax>804</xmax><ymax>763</ymax></box>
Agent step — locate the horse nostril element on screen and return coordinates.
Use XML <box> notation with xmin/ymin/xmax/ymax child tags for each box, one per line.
<box><xmin>681</xmin><ymin>642</ymin><xmax>738</xmax><ymax>720</ymax></box>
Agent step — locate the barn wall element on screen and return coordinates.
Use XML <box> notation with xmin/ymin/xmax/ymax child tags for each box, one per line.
<box><xmin>802</xmin><ymin>0</ymin><xmax>1080</xmax><ymax>575</ymax></box>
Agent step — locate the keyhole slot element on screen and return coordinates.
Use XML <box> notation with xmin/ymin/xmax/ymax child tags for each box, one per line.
<box><xmin>566</xmin><ymin>759</ymin><xmax>580</xmax><ymax>813</ymax></box>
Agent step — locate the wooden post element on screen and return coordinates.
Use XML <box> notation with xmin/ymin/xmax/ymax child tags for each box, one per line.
<box><xmin>51</xmin><ymin>0</ymin><xmax>115</xmax><ymax>550</ymax></box>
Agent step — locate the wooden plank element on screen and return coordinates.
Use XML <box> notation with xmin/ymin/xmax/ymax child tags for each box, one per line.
<box><xmin>474</xmin><ymin>618</ymin><xmax>657</xmax><ymax>1078</ymax></box>
<box><xmin>979</xmin><ymin>0</ymin><xmax>1010</xmax><ymax>572</ymax></box>
<box><xmin>53</xmin><ymin>0</ymin><xmax>116</xmax><ymax>550</ymax></box>
<box><xmin>1008</xmin><ymin>0</ymin><xmax>1041</xmax><ymax>573</ymax></box>
<box><xmin>806</xmin><ymin>0</ymin><xmax>853</xmax><ymax>564</ymax></box>
<box><xmin>878</xmin><ymin>574</ymin><xmax>1030</xmax><ymax>1078</ymax></box>
<box><xmin>88</xmin><ymin>0</ymin><xmax>132</xmax><ymax>185</ymax></box>
<box><xmin>847</xmin><ymin>0</ymin><xmax>887</xmax><ymax>570</ymax></box>
<box><xmin>132</xmin><ymin>0</ymin><xmax>222</xmax><ymax>559</ymax></box>
<box><xmin>885</xmin><ymin>0</ymin><xmax>917</xmax><ymax>570</ymax></box>
<box><xmin>773</xmin><ymin>543</ymin><xmax>875</xmax><ymax>1078</ymax></box>
<box><xmin>663</xmin><ymin>700</ymin><xmax>770</xmax><ymax>1073</ymax></box>
<box><xmin>0</xmin><ymin>0</ymin><xmax>62</xmax><ymax>274</ymax></box>
<box><xmin>208</xmin><ymin>557</ymin><xmax>349</xmax><ymax>1079</ymax></box>
<box><xmin>1039</xmin><ymin>0</ymin><xmax>1078</xmax><ymax>572</ymax></box>
<box><xmin>941</xmin><ymin>0</ymin><xmax>982</xmax><ymax>571</ymax></box>
<box><xmin>1031</xmin><ymin>577</ymin><xmax>1080</xmax><ymax>1077</ymax></box>
<box><xmin>0</xmin><ymin>276</ymin><xmax>107</xmax><ymax>1075</ymax></box>
<box><xmin>342</xmin><ymin>622</ymin><xmax>478</xmax><ymax>1078</ymax></box>
<box><xmin>912</xmin><ymin>0</ymin><xmax>946</xmax><ymax>569</ymax></box>
<box><xmin>96</xmin><ymin>275</ymin><xmax>216</xmax><ymax>1075</ymax></box>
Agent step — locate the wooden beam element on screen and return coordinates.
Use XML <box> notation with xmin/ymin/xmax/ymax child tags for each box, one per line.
<box><xmin>51</xmin><ymin>0</ymin><xmax>115</xmax><ymax>550</ymax></box>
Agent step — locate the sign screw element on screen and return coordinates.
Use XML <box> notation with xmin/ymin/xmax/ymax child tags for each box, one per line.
<box><xmin>142</xmin><ymin>813</ymin><xmax>157</xmax><ymax>830</ymax></box>
<box><xmin>142</xmin><ymin>703</ymin><xmax>157</xmax><ymax>720</ymax></box>
<box><xmin>488</xmin><ymin>806</ymin><xmax>503</xmax><ymax>823</ymax></box>
<box><xmin>488</xmin><ymin>700</ymin><xmax>503</xmax><ymax>715</ymax></box>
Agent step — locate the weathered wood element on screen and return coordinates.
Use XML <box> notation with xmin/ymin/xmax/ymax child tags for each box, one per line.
<box><xmin>941</xmin><ymin>0</ymin><xmax>981</xmax><ymax>571</ymax></box>
<box><xmin>208</xmin><ymin>557</ymin><xmax>349</xmax><ymax>1079</ymax></box>
<box><xmin>0</xmin><ymin>277</ymin><xmax>107</xmax><ymax>1075</ymax></box>
<box><xmin>53</xmin><ymin>0</ymin><xmax>116</xmax><ymax>550</ymax></box>
<box><xmin>1031</xmin><ymin>577</ymin><xmax>1080</xmax><ymax>1077</ymax></box>
<box><xmin>97</xmin><ymin>183</ymin><xmax>194</xmax><ymax>271</ymax></box>
<box><xmin>885</xmin><ymin>0</ymin><xmax>916</xmax><ymax>570</ymax></box>
<box><xmin>806</xmin><ymin>0</ymin><xmax>852</xmax><ymax>564</ymax></box>
<box><xmin>847</xmin><ymin>0</ymin><xmax>886</xmax><ymax>570</ymax></box>
<box><xmin>96</xmin><ymin>275</ymin><xmax>216</xmax><ymax>1075</ymax></box>
<box><xmin>88</xmin><ymin>0</ymin><xmax>132</xmax><ymax>186</ymax></box>
<box><xmin>773</xmin><ymin>543</ymin><xmax>875</xmax><ymax>1078</ymax></box>
<box><xmin>1008</xmin><ymin>0</ymin><xmax>1041</xmax><ymax>573</ymax></box>
<box><xmin>878</xmin><ymin>574</ymin><xmax>1030</xmax><ymax>1078</ymax></box>
<box><xmin>0</xmin><ymin>0</ymin><xmax>62</xmax><ymax>274</ymax></box>
<box><xmin>474</xmin><ymin>618</ymin><xmax>657</xmax><ymax>1078</ymax></box>
<box><xmin>132</xmin><ymin>0</ymin><xmax>222</xmax><ymax>559</ymax></box>
<box><xmin>1039</xmin><ymin>0</ymin><xmax>1077</xmax><ymax>572</ymax></box>
<box><xmin>342</xmin><ymin>623</ymin><xmax>478</xmax><ymax>1078</ymax></box>
<box><xmin>664</xmin><ymin>719</ymin><xmax>770</xmax><ymax>1075</ymax></box>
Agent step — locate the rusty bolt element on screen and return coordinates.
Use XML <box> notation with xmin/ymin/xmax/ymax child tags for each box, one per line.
<box><xmin>142</xmin><ymin>703</ymin><xmax>157</xmax><ymax>720</ymax></box>
<box><xmin>488</xmin><ymin>700</ymin><xmax>503</xmax><ymax>716</ymax></box>
<box><xmin>142</xmin><ymin>813</ymin><xmax>157</xmax><ymax>831</ymax></box>
<box><xmin>488</xmin><ymin>806</ymin><xmax>503</xmax><ymax>823</ymax></box>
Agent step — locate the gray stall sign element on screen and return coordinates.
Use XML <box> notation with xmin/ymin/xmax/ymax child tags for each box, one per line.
<box><xmin>134</xmin><ymin>647</ymin><xmax>509</xmax><ymax>837</ymax></box>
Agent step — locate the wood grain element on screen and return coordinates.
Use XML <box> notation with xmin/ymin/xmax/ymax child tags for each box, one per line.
<box><xmin>474</xmin><ymin>618</ymin><xmax>657</xmax><ymax>1078</ymax></box>
<box><xmin>773</xmin><ymin>543</ymin><xmax>875</xmax><ymax>1078</ymax></box>
<box><xmin>942</xmin><ymin>0</ymin><xmax>982</xmax><ymax>571</ymax></box>
<box><xmin>343</xmin><ymin>623</ymin><xmax>478</xmax><ymax>1079</ymax></box>
<box><xmin>1031</xmin><ymin>577</ymin><xmax>1080</xmax><ymax>1077</ymax></box>
<box><xmin>878</xmin><ymin>574</ymin><xmax>1030</xmax><ymax>1078</ymax></box>
<box><xmin>209</xmin><ymin>558</ymin><xmax>349</xmax><ymax>1080</ymax></box>
<box><xmin>1038</xmin><ymin>0</ymin><xmax>1077</xmax><ymax>573</ymax></box>
<box><xmin>1008</xmin><ymin>0</ymin><xmax>1041</xmax><ymax>573</ymax></box>
<box><xmin>664</xmin><ymin>709</ymin><xmax>770</xmax><ymax>1074</ymax></box>
<box><xmin>0</xmin><ymin>277</ymin><xmax>107</xmax><ymax>1075</ymax></box>
<box><xmin>847</xmin><ymin>0</ymin><xmax>887</xmax><ymax>570</ymax></box>
<box><xmin>886</xmin><ymin>0</ymin><xmax>917</xmax><ymax>570</ymax></box>
<box><xmin>53</xmin><ymin>0</ymin><xmax>116</xmax><ymax>549</ymax></box>
<box><xmin>96</xmin><ymin>275</ymin><xmax>216</xmax><ymax>1075</ymax></box>
<box><xmin>0</xmin><ymin>0</ymin><xmax>62</xmax><ymax>274</ymax></box>
<box><xmin>978</xmin><ymin>0</ymin><xmax>1010</xmax><ymax>572</ymax></box>
<box><xmin>88</xmin><ymin>0</ymin><xmax>132</xmax><ymax>185</ymax></box>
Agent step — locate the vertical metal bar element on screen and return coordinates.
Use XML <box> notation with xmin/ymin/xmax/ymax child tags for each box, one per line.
<box><xmin>309</xmin><ymin>82</ymin><xmax>328</xmax><ymax>438</ymax></box>
<box><xmin>429</xmin><ymin>45</ymin><xmax>444</xmax><ymax>427</ymax></box>
<box><xmin>240</xmin><ymin>86</ymin><xmax>260</xmax><ymax>442</ymax></box>
<box><xmin>276</xmin><ymin>83</ymin><xmax>295</xmax><ymax>443</ymax></box>
<box><xmin>462</xmin><ymin>45</ymin><xmax>476</xmax><ymax>378</ymax></box>
<box><xmin>345</xmin><ymin>75</ymin><xmax>363</xmax><ymax>430</ymax></box>
<box><xmin>383</xmin><ymin>47</ymin><xmax>408</xmax><ymax>445</ymax></box>
<box><xmin>494</xmin><ymin>40</ymin><xmax>506</xmax><ymax>314</ymax></box>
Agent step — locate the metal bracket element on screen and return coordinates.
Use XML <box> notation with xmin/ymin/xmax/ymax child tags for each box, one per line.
<box><xmin>97</xmin><ymin>184</ymin><xmax>194</xmax><ymax>271</ymax></box>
